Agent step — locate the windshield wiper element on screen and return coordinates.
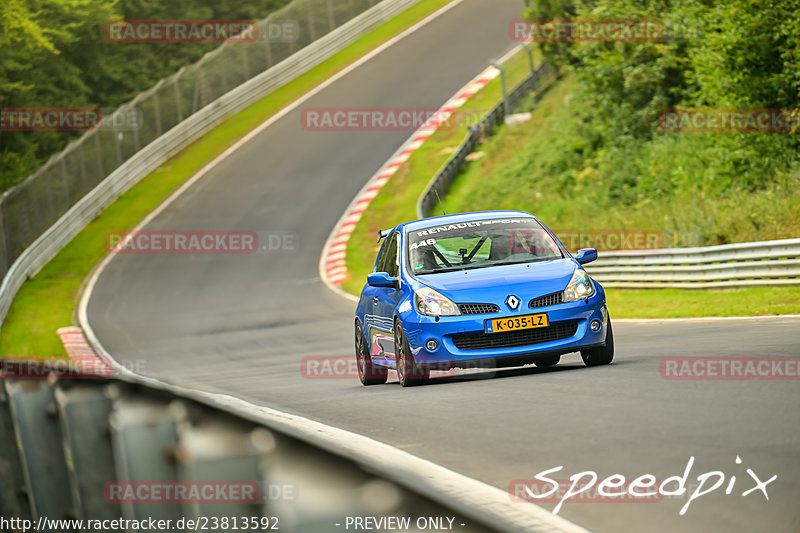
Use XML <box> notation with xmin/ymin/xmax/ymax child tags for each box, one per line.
<box><xmin>488</xmin><ymin>257</ymin><xmax>558</xmax><ymax>267</ymax></box>
<box><xmin>421</xmin><ymin>257</ymin><xmax>559</xmax><ymax>274</ymax></box>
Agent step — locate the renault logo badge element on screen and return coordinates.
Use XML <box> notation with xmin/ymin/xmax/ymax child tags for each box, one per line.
<box><xmin>506</xmin><ymin>295</ymin><xmax>520</xmax><ymax>310</ymax></box>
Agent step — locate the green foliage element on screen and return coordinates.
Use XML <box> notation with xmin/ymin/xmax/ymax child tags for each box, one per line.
<box><xmin>0</xmin><ymin>0</ymin><xmax>291</xmax><ymax>191</ymax></box>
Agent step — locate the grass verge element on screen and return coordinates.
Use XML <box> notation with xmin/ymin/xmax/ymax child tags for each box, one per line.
<box><xmin>607</xmin><ymin>287</ymin><xmax>800</xmax><ymax>319</ymax></box>
<box><xmin>0</xmin><ymin>0</ymin><xmax>456</xmax><ymax>359</ymax></box>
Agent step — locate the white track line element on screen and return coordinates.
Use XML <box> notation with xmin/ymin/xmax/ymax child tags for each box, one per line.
<box><xmin>614</xmin><ymin>314</ymin><xmax>800</xmax><ymax>323</ymax></box>
<box><xmin>74</xmin><ymin>3</ymin><xmax>593</xmax><ymax>533</ymax></box>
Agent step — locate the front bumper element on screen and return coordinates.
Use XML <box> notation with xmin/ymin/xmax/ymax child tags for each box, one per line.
<box><xmin>400</xmin><ymin>292</ymin><xmax>608</xmax><ymax>368</ymax></box>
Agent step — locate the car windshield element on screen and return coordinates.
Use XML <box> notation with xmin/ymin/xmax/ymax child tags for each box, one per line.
<box><xmin>407</xmin><ymin>217</ymin><xmax>564</xmax><ymax>275</ymax></box>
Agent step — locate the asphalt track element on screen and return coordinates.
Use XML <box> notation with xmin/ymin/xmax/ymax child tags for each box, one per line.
<box><xmin>85</xmin><ymin>1</ymin><xmax>800</xmax><ymax>531</ymax></box>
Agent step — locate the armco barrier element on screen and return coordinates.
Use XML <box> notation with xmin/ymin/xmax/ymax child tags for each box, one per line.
<box><xmin>586</xmin><ymin>238</ymin><xmax>800</xmax><ymax>288</ymax></box>
<box><xmin>0</xmin><ymin>372</ymin><xmax>588</xmax><ymax>533</ymax></box>
<box><xmin>0</xmin><ymin>0</ymin><xmax>424</xmax><ymax>333</ymax></box>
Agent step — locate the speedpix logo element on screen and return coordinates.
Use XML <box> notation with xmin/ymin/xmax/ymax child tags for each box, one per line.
<box><xmin>517</xmin><ymin>456</ymin><xmax>776</xmax><ymax>515</ymax></box>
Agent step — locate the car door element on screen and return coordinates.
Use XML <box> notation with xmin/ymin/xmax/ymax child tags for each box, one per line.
<box><xmin>363</xmin><ymin>233</ymin><xmax>394</xmax><ymax>357</ymax></box>
<box><xmin>372</xmin><ymin>231</ymin><xmax>403</xmax><ymax>358</ymax></box>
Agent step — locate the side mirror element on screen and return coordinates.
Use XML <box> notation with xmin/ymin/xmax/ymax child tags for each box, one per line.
<box><xmin>575</xmin><ymin>248</ymin><xmax>598</xmax><ymax>265</ymax></box>
<box><xmin>367</xmin><ymin>272</ymin><xmax>399</xmax><ymax>289</ymax></box>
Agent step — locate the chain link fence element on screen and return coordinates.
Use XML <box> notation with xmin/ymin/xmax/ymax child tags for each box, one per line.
<box><xmin>0</xmin><ymin>0</ymin><xmax>382</xmax><ymax>279</ymax></box>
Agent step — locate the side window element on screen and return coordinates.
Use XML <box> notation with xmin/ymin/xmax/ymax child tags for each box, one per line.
<box><xmin>383</xmin><ymin>232</ymin><xmax>400</xmax><ymax>277</ymax></box>
<box><xmin>375</xmin><ymin>237</ymin><xmax>390</xmax><ymax>272</ymax></box>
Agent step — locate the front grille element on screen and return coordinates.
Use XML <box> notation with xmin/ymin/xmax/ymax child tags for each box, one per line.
<box><xmin>452</xmin><ymin>321</ymin><xmax>578</xmax><ymax>350</ymax></box>
<box><xmin>529</xmin><ymin>292</ymin><xmax>563</xmax><ymax>308</ymax></box>
<box><xmin>458</xmin><ymin>303</ymin><xmax>500</xmax><ymax>315</ymax></box>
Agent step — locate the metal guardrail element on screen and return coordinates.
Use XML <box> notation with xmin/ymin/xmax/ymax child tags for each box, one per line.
<box><xmin>417</xmin><ymin>62</ymin><xmax>556</xmax><ymax>219</ymax></box>
<box><xmin>586</xmin><ymin>238</ymin><xmax>800</xmax><ymax>288</ymax></box>
<box><xmin>0</xmin><ymin>0</ymin><xmax>424</xmax><ymax>332</ymax></box>
<box><xmin>0</xmin><ymin>374</ymin><xmax>506</xmax><ymax>532</ymax></box>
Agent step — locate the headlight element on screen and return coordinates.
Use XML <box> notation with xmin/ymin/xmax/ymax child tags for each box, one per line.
<box><xmin>415</xmin><ymin>287</ymin><xmax>460</xmax><ymax>316</ymax></box>
<box><xmin>563</xmin><ymin>269</ymin><xmax>595</xmax><ymax>302</ymax></box>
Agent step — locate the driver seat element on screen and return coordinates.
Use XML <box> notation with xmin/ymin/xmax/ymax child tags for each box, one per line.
<box><xmin>419</xmin><ymin>248</ymin><xmax>440</xmax><ymax>271</ymax></box>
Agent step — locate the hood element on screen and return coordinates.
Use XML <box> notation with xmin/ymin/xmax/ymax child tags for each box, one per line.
<box><xmin>413</xmin><ymin>259</ymin><xmax>577</xmax><ymax>305</ymax></box>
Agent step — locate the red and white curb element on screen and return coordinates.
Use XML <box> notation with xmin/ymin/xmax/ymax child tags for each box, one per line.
<box><xmin>56</xmin><ymin>326</ymin><xmax>112</xmax><ymax>375</ymax></box>
<box><xmin>318</xmin><ymin>54</ymin><xmax>516</xmax><ymax>298</ymax></box>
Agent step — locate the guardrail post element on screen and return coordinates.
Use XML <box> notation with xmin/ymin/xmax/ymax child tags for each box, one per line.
<box><xmin>0</xmin><ymin>380</ymin><xmax>33</xmax><ymax>524</ymax></box>
<box><xmin>108</xmin><ymin>386</ymin><xmax>182</xmax><ymax>522</ymax></box>
<box><xmin>170</xmin><ymin>401</ymin><xmax>271</xmax><ymax>519</ymax></box>
<box><xmin>6</xmin><ymin>379</ymin><xmax>76</xmax><ymax>521</ymax></box>
<box><xmin>54</xmin><ymin>382</ymin><xmax>120</xmax><ymax>520</ymax></box>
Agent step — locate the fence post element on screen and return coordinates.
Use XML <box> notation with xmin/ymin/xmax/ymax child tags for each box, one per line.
<box><xmin>173</xmin><ymin>74</ymin><xmax>184</xmax><ymax>122</ymax></box>
<box><xmin>522</xmin><ymin>43</ymin><xmax>535</xmax><ymax>75</ymax></box>
<box><xmin>153</xmin><ymin>84</ymin><xmax>163</xmax><ymax>137</ymax></box>
<box><xmin>327</xmin><ymin>0</ymin><xmax>336</xmax><ymax>31</ymax></box>
<box><xmin>307</xmin><ymin>0</ymin><xmax>316</xmax><ymax>42</ymax></box>
<box><xmin>241</xmin><ymin>45</ymin><xmax>250</xmax><ymax>81</ymax></box>
<box><xmin>491</xmin><ymin>61</ymin><xmax>510</xmax><ymax>119</ymax></box>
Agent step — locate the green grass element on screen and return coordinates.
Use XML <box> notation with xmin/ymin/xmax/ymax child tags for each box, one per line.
<box><xmin>0</xmin><ymin>0</ymin><xmax>457</xmax><ymax>360</ymax></box>
<box><xmin>341</xmin><ymin>47</ymin><xmax>548</xmax><ymax>295</ymax></box>
<box><xmin>607</xmin><ymin>287</ymin><xmax>800</xmax><ymax>318</ymax></box>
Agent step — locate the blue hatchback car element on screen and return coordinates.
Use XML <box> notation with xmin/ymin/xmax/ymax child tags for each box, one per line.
<box><xmin>354</xmin><ymin>211</ymin><xmax>613</xmax><ymax>387</ymax></box>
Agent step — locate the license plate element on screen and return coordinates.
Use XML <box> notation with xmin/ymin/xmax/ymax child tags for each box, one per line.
<box><xmin>485</xmin><ymin>313</ymin><xmax>548</xmax><ymax>334</ymax></box>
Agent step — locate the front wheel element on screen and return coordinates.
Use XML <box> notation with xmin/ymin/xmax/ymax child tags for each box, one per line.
<box><xmin>394</xmin><ymin>321</ymin><xmax>429</xmax><ymax>387</ymax></box>
<box><xmin>356</xmin><ymin>322</ymin><xmax>387</xmax><ymax>385</ymax></box>
<box><xmin>581</xmin><ymin>320</ymin><xmax>614</xmax><ymax>367</ymax></box>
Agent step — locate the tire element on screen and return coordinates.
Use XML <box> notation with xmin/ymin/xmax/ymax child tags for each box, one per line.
<box><xmin>536</xmin><ymin>355</ymin><xmax>561</xmax><ymax>367</ymax></box>
<box><xmin>394</xmin><ymin>321</ymin><xmax>429</xmax><ymax>387</ymax></box>
<box><xmin>581</xmin><ymin>320</ymin><xmax>614</xmax><ymax>367</ymax></box>
<box><xmin>355</xmin><ymin>322</ymin><xmax>387</xmax><ymax>385</ymax></box>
